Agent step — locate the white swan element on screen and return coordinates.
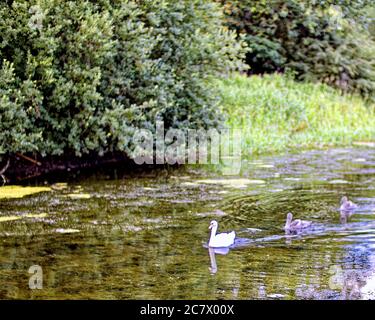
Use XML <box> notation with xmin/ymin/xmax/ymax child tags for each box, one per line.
<box><xmin>208</xmin><ymin>220</ymin><xmax>235</xmax><ymax>248</ymax></box>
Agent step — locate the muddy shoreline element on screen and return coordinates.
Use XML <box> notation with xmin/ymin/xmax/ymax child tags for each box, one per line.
<box><xmin>0</xmin><ymin>152</ymin><xmax>159</xmax><ymax>183</ymax></box>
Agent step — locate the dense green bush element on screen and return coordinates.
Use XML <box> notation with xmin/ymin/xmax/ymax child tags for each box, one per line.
<box><xmin>219</xmin><ymin>0</ymin><xmax>375</xmax><ymax>99</ymax></box>
<box><xmin>0</xmin><ymin>0</ymin><xmax>246</xmax><ymax>159</ymax></box>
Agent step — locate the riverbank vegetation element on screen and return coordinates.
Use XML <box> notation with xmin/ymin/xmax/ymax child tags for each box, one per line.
<box><xmin>219</xmin><ymin>0</ymin><xmax>375</xmax><ymax>100</ymax></box>
<box><xmin>0</xmin><ymin>0</ymin><xmax>245</xmax><ymax>159</ymax></box>
<box><xmin>1</xmin><ymin>0</ymin><xmax>375</xmax><ymax>181</ymax></box>
<box><xmin>219</xmin><ymin>73</ymin><xmax>375</xmax><ymax>155</ymax></box>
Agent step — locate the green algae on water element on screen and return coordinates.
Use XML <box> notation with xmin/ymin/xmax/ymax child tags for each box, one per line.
<box><xmin>0</xmin><ymin>186</ymin><xmax>51</xmax><ymax>199</ymax></box>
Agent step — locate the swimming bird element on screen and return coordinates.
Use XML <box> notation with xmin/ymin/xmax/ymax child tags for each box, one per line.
<box><xmin>208</xmin><ymin>220</ymin><xmax>235</xmax><ymax>248</ymax></box>
<box><xmin>284</xmin><ymin>212</ymin><xmax>312</xmax><ymax>231</ymax></box>
<box><xmin>340</xmin><ymin>196</ymin><xmax>358</xmax><ymax>211</ymax></box>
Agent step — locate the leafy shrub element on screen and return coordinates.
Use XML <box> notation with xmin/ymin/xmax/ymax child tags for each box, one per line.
<box><xmin>218</xmin><ymin>0</ymin><xmax>375</xmax><ymax>99</ymax></box>
<box><xmin>0</xmin><ymin>0</ymin><xmax>246</xmax><ymax>159</ymax></box>
<box><xmin>0</xmin><ymin>60</ymin><xmax>42</xmax><ymax>154</ymax></box>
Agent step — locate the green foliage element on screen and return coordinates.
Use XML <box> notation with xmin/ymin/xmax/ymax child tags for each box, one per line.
<box><xmin>0</xmin><ymin>0</ymin><xmax>246</xmax><ymax>158</ymax></box>
<box><xmin>0</xmin><ymin>60</ymin><xmax>42</xmax><ymax>154</ymax></box>
<box><xmin>219</xmin><ymin>0</ymin><xmax>375</xmax><ymax>100</ymax></box>
<box><xmin>219</xmin><ymin>73</ymin><xmax>375</xmax><ymax>155</ymax></box>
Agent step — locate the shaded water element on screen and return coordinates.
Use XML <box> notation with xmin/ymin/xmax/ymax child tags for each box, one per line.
<box><xmin>1</xmin><ymin>147</ymin><xmax>375</xmax><ymax>299</ymax></box>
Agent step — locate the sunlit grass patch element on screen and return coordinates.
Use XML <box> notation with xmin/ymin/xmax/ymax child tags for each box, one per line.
<box><xmin>218</xmin><ymin>73</ymin><xmax>375</xmax><ymax>156</ymax></box>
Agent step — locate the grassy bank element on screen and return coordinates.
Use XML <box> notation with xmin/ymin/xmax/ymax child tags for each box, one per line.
<box><xmin>218</xmin><ymin>73</ymin><xmax>375</xmax><ymax>156</ymax></box>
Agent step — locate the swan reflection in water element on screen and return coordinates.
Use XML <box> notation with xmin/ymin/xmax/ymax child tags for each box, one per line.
<box><xmin>208</xmin><ymin>247</ymin><xmax>230</xmax><ymax>274</ymax></box>
<box><xmin>340</xmin><ymin>209</ymin><xmax>354</xmax><ymax>224</ymax></box>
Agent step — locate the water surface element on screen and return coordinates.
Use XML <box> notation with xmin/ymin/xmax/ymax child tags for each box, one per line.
<box><xmin>1</xmin><ymin>147</ymin><xmax>375</xmax><ymax>299</ymax></box>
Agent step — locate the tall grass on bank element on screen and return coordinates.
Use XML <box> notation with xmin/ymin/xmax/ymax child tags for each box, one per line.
<box><xmin>218</xmin><ymin>73</ymin><xmax>375</xmax><ymax>156</ymax></box>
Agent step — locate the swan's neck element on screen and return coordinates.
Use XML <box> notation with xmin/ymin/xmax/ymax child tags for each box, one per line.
<box><xmin>285</xmin><ymin>218</ymin><xmax>291</xmax><ymax>229</ymax></box>
<box><xmin>210</xmin><ymin>225</ymin><xmax>218</xmax><ymax>242</ymax></box>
